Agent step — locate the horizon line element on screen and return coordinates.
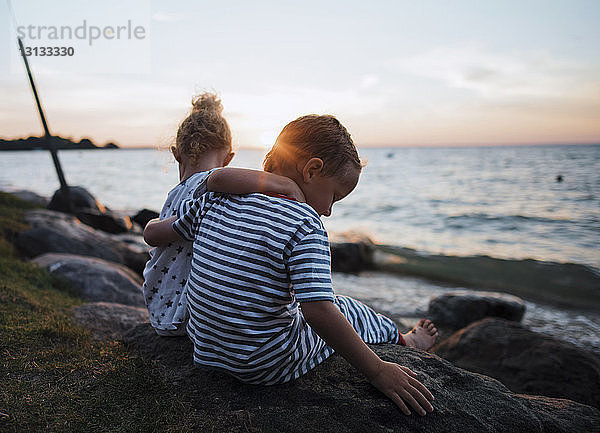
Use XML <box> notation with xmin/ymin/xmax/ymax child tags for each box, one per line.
<box><xmin>118</xmin><ymin>141</ymin><xmax>600</xmax><ymax>150</ymax></box>
<box><xmin>2</xmin><ymin>135</ymin><xmax>599</xmax><ymax>150</ymax></box>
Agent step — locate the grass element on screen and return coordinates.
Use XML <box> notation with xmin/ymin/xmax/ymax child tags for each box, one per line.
<box><xmin>0</xmin><ymin>192</ymin><xmax>210</xmax><ymax>433</ymax></box>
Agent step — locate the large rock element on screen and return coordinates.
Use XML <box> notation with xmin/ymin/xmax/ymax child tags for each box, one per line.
<box><xmin>6</xmin><ymin>190</ymin><xmax>49</xmax><ymax>207</ymax></box>
<box><xmin>428</xmin><ymin>291</ymin><xmax>525</xmax><ymax>331</ymax></box>
<box><xmin>433</xmin><ymin>318</ymin><xmax>600</xmax><ymax>409</ymax></box>
<box><xmin>122</xmin><ymin>323</ymin><xmax>599</xmax><ymax>433</ymax></box>
<box><xmin>329</xmin><ymin>232</ymin><xmax>375</xmax><ymax>273</ymax></box>
<box><xmin>32</xmin><ymin>253</ymin><xmax>144</xmax><ymax>307</ymax></box>
<box><xmin>72</xmin><ymin>302</ymin><xmax>148</xmax><ymax>340</ymax></box>
<box><xmin>130</xmin><ymin>208</ymin><xmax>159</xmax><ymax>229</ymax></box>
<box><xmin>16</xmin><ymin>209</ymin><xmax>149</xmax><ymax>274</ymax></box>
<box><xmin>48</xmin><ymin>186</ymin><xmax>132</xmax><ymax>234</ymax></box>
<box><xmin>75</xmin><ymin>210</ymin><xmax>132</xmax><ymax>234</ymax></box>
<box><xmin>48</xmin><ymin>185</ymin><xmax>103</xmax><ymax>214</ymax></box>
<box><xmin>111</xmin><ymin>232</ymin><xmax>152</xmax><ymax>257</ymax></box>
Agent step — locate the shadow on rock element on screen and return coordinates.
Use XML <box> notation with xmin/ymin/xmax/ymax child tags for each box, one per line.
<box><xmin>17</xmin><ymin>209</ymin><xmax>149</xmax><ymax>275</ymax></box>
<box><xmin>72</xmin><ymin>302</ymin><xmax>149</xmax><ymax>340</ymax></box>
<box><xmin>433</xmin><ymin>317</ymin><xmax>600</xmax><ymax>409</ymax></box>
<box><xmin>33</xmin><ymin>253</ymin><xmax>145</xmax><ymax>307</ymax></box>
<box><xmin>122</xmin><ymin>323</ymin><xmax>599</xmax><ymax>433</ymax></box>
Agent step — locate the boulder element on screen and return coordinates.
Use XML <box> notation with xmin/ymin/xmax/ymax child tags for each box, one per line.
<box><xmin>18</xmin><ymin>210</ymin><xmax>121</xmax><ymax>262</ymax></box>
<box><xmin>75</xmin><ymin>210</ymin><xmax>133</xmax><ymax>234</ymax></box>
<box><xmin>432</xmin><ymin>318</ymin><xmax>600</xmax><ymax>409</ymax></box>
<box><xmin>329</xmin><ymin>232</ymin><xmax>375</xmax><ymax>273</ymax></box>
<box><xmin>6</xmin><ymin>190</ymin><xmax>49</xmax><ymax>207</ymax></box>
<box><xmin>121</xmin><ymin>323</ymin><xmax>599</xmax><ymax>433</ymax></box>
<box><xmin>111</xmin><ymin>233</ymin><xmax>152</xmax><ymax>254</ymax></box>
<box><xmin>130</xmin><ymin>208</ymin><xmax>159</xmax><ymax>229</ymax></box>
<box><xmin>16</xmin><ymin>209</ymin><xmax>149</xmax><ymax>275</ymax></box>
<box><xmin>32</xmin><ymin>253</ymin><xmax>144</xmax><ymax>307</ymax></box>
<box><xmin>72</xmin><ymin>302</ymin><xmax>148</xmax><ymax>340</ymax></box>
<box><xmin>428</xmin><ymin>291</ymin><xmax>525</xmax><ymax>331</ymax></box>
<box><xmin>47</xmin><ymin>185</ymin><xmax>103</xmax><ymax>213</ymax></box>
<box><xmin>47</xmin><ymin>186</ymin><xmax>133</xmax><ymax>234</ymax></box>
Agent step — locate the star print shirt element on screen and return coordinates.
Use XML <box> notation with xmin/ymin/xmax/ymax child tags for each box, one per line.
<box><xmin>142</xmin><ymin>170</ymin><xmax>216</xmax><ymax>335</ymax></box>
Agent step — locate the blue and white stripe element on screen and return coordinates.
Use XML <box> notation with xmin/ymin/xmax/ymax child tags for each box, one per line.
<box><xmin>173</xmin><ymin>192</ymin><xmax>398</xmax><ymax>385</ymax></box>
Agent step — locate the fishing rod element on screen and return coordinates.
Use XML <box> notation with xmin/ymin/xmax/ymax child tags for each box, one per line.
<box><xmin>17</xmin><ymin>38</ymin><xmax>70</xmax><ymax>194</ymax></box>
<box><xmin>8</xmin><ymin>0</ymin><xmax>71</xmax><ymax>207</ymax></box>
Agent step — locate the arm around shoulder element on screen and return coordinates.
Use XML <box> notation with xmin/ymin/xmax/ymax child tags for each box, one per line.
<box><xmin>207</xmin><ymin>167</ymin><xmax>305</xmax><ymax>202</ymax></box>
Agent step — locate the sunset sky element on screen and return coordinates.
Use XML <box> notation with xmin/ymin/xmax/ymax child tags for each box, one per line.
<box><xmin>1</xmin><ymin>0</ymin><xmax>599</xmax><ymax>148</ymax></box>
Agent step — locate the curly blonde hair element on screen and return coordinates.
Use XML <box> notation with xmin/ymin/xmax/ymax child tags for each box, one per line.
<box><xmin>263</xmin><ymin>114</ymin><xmax>362</xmax><ymax>176</ymax></box>
<box><xmin>171</xmin><ymin>93</ymin><xmax>232</xmax><ymax>164</ymax></box>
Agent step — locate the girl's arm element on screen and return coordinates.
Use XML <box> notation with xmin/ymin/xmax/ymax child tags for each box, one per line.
<box><xmin>143</xmin><ymin>216</ymin><xmax>181</xmax><ymax>247</ymax></box>
<box><xmin>301</xmin><ymin>300</ymin><xmax>435</xmax><ymax>416</ymax></box>
<box><xmin>207</xmin><ymin>168</ymin><xmax>305</xmax><ymax>202</ymax></box>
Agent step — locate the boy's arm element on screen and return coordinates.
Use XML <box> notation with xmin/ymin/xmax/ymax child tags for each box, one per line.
<box><xmin>207</xmin><ymin>167</ymin><xmax>305</xmax><ymax>202</ymax></box>
<box><xmin>301</xmin><ymin>301</ymin><xmax>435</xmax><ymax>416</ymax></box>
<box><xmin>286</xmin><ymin>225</ymin><xmax>432</xmax><ymax>415</ymax></box>
<box><xmin>143</xmin><ymin>216</ymin><xmax>182</xmax><ymax>247</ymax></box>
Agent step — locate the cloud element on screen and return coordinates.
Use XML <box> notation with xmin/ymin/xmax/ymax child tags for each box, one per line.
<box><xmin>360</xmin><ymin>74</ymin><xmax>379</xmax><ymax>89</ymax></box>
<box><xmin>225</xmin><ymin>84</ymin><xmax>387</xmax><ymax>125</ymax></box>
<box><xmin>393</xmin><ymin>43</ymin><xmax>593</xmax><ymax>100</ymax></box>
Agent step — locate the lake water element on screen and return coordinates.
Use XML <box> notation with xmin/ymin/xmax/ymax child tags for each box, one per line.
<box><xmin>2</xmin><ymin>144</ymin><xmax>598</xmax><ymax>268</ymax></box>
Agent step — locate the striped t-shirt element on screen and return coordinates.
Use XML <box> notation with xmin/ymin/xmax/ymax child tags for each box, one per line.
<box><xmin>172</xmin><ymin>192</ymin><xmax>336</xmax><ymax>385</ymax></box>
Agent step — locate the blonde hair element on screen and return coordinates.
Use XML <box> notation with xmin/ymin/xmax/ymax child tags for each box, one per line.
<box><xmin>171</xmin><ymin>93</ymin><xmax>232</xmax><ymax>164</ymax></box>
<box><xmin>263</xmin><ymin>114</ymin><xmax>362</xmax><ymax>176</ymax></box>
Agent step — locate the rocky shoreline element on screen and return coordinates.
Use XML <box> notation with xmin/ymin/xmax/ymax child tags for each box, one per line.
<box><xmin>0</xmin><ymin>136</ymin><xmax>119</xmax><ymax>151</ymax></box>
<box><xmin>5</xmin><ymin>189</ymin><xmax>600</xmax><ymax>431</ymax></box>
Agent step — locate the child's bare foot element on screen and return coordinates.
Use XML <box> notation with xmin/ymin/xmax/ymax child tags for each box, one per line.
<box><xmin>402</xmin><ymin>319</ymin><xmax>439</xmax><ymax>350</ymax></box>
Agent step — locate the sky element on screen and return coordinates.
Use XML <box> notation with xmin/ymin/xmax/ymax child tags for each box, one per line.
<box><xmin>1</xmin><ymin>0</ymin><xmax>599</xmax><ymax>148</ymax></box>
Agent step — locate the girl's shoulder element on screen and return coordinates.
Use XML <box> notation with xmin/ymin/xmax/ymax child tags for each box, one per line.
<box><xmin>168</xmin><ymin>171</ymin><xmax>213</xmax><ymax>195</ymax></box>
<box><xmin>160</xmin><ymin>171</ymin><xmax>214</xmax><ymax>217</ymax></box>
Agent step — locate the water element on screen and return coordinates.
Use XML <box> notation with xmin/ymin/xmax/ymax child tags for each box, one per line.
<box><xmin>2</xmin><ymin>144</ymin><xmax>598</xmax><ymax>269</ymax></box>
<box><xmin>338</xmin><ymin>145</ymin><xmax>600</xmax><ymax>270</ymax></box>
<box><xmin>2</xmin><ymin>144</ymin><xmax>599</xmax><ymax>351</ymax></box>
<box><xmin>332</xmin><ymin>272</ymin><xmax>600</xmax><ymax>354</ymax></box>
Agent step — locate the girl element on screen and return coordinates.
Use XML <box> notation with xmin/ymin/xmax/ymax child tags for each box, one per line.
<box><xmin>142</xmin><ymin>93</ymin><xmax>305</xmax><ymax>336</ymax></box>
<box><xmin>144</xmin><ymin>114</ymin><xmax>439</xmax><ymax>415</ymax></box>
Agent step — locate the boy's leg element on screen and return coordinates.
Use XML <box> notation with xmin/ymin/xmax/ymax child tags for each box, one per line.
<box><xmin>334</xmin><ymin>295</ymin><xmax>400</xmax><ymax>344</ymax></box>
<box><xmin>334</xmin><ymin>295</ymin><xmax>439</xmax><ymax>350</ymax></box>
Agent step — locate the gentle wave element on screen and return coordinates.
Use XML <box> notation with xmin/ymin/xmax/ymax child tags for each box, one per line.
<box><xmin>443</xmin><ymin>213</ymin><xmax>578</xmax><ymax>225</ymax></box>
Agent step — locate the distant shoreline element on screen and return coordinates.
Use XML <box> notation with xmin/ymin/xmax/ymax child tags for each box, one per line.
<box><xmin>0</xmin><ymin>136</ymin><xmax>119</xmax><ymax>151</ymax></box>
<box><xmin>2</xmin><ymin>138</ymin><xmax>598</xmax><ymax>151</ymax></box>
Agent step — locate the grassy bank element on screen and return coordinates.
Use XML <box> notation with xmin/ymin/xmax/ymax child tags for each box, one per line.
<box><xmin>0</xmin><ymin>193</ymin><xmax>206</xmax><ymax>433</ymax></box>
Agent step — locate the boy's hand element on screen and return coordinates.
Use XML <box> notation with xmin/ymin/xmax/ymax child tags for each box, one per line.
<box><xmin>367</xmin><ymin>360</ymin><xmax>434</xmax><ymax>416</ymax></box>
<box><xmin>301</xmin><ymin>301</ymin><xmax>435</xmax><ymax>416</ymax></box>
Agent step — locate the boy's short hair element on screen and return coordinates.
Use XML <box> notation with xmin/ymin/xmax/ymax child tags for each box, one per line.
<box><xmin>263</xmin><ymin>114</ymin><xmax>362</xmax><ymax>176</ymax></box>
<box><xmin>171</xmin><ymin>93</ymin><xmax>232</xmax><ymax>164</ymax></box>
